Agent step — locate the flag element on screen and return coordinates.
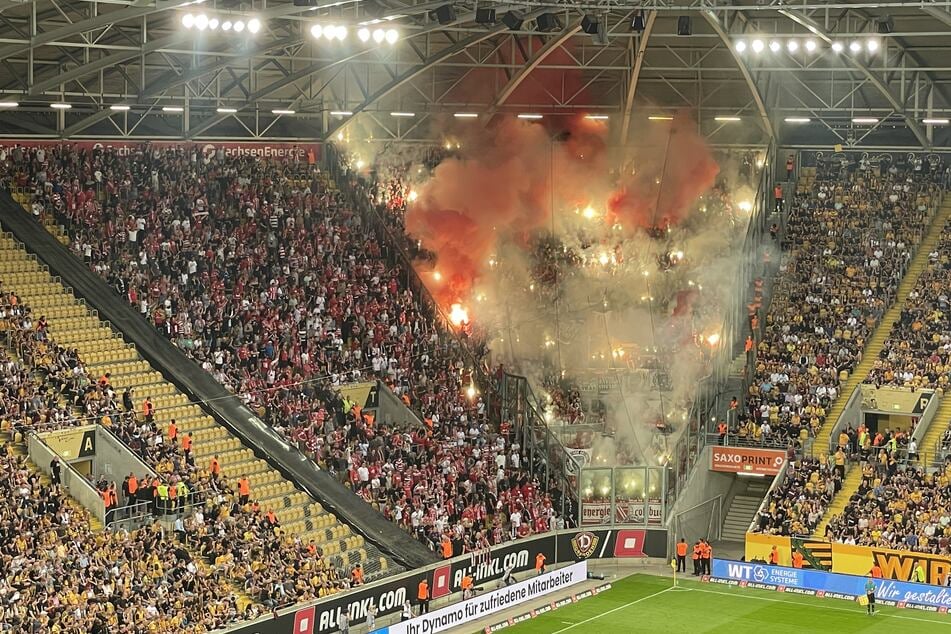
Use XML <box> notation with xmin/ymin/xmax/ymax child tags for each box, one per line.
<box><xmin>670</xmin><ymin>559</ymin><xmax>677</xmax><ymax>570</ymax></box>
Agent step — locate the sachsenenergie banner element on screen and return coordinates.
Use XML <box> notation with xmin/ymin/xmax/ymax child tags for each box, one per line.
<box><xmin>379</xmin><ymin>561</ymin><xmax>588</xmax><ymax>634</ymax></box>
<box><xmin>710</xmin><ymin>559</ymin><xmax>951</xmax><ymax>612</ymax></box>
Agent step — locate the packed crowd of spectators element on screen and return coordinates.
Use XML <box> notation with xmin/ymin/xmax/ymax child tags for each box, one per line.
<box><xmin>0</xmin><ymin>277</ymin><xmax>355</xmax><ymax>615</ymax></box>
<box><xmin>825</xmin><ymin>462</ymin><xmax>951</xmax><ymax>553</ymax></box>
<box><xmin>0</xmin><ymin>447</ymin><xmax>247</xmax><ymax>633</ymax></box>
<box><xmin>751</xmin><ymin>455</ymin><xmax>841</xmax><ymax>536</ymax></box>
<box><xmin>2</xmin><ymin>142</ymin><xmax>561</xmax><ymax>557</ymax></box>
<box><xmin>867</xmin><ymin>220</ymin><xmax>951</xmax><ymax>390</ymax></box>
<box><xmin>735</xmin><ymin>162</ymin><xmax>941</xmax><ymax>448</ymax></box>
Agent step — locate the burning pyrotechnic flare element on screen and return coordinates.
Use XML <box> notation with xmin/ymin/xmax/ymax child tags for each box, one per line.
<box><xmin>449</xmin><ymin>303</ymin><xmax>469</xmax><ymax>327</ymax></box>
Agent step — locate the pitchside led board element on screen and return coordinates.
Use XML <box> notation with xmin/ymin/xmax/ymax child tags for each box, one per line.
<box><xmin>710</xmin><ymin>559</ymin><xmax>951</xmax><ymax>612</ymax></box>
<box><xmin>709</xmin><ymin>446</ymin><xmax>785</xmax><ymax>476</ymax></box>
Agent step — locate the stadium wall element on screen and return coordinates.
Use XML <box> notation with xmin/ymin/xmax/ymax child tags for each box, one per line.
<box><xmin>222</xmin><ymin>527</ymin><xmax>668</xmax><ymax>634</ymax></box>
<box><xmin>746</xmin><ymin>532</ymin><xmax>951</xmax><ymax>585</ymax></box>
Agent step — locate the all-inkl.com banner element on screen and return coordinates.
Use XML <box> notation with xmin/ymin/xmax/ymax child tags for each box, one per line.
<box><xmin>710</xmin><ymin>559</ymin><xmax>951</xmax><ymax>612</ymax></box>
<box><xmin>377</xmin><ymin>561</ymin><xmax>588</xmax><ymax>634</ymax></box>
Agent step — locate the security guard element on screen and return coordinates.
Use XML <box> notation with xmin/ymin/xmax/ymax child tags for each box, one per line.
<box><xmin>676</xmin><ymin>538</ymin><xmax>688</xmax><ymax>572</ymax></box>
<box><xmin>535</xmin><ymin>552</ymin><xmax>547</xmax><ymax>575</ymax></box>
<box><xmin>156</xmin><ymin>481</ymin><xmax>169</xmax><ymax>515</ymax></box>
<box><xmin>417</xmin><ymin>578</ymin><xmax>430</xmax><ymax>614</ymax></box>
<box><xmin>700</xmin><ymin>540</ymin><xmax>712</xmax><ymax>575</ymax></box>
<box><xmin>461</xmin><ymin>573</ymin><xmax>474</xmax><ymax>600</ymax></box>
<box><xmin>692</xmin><ymin>541</ymin><xmax>702</xmax><ymax>576</ymax></box>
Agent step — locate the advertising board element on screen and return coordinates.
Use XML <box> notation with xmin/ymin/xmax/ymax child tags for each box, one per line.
<box><xmin>710</xmin><ymin>446</ymin><xmax>785</xmax><ymax>476</ymax></box>
<box><xmin>710</xmin><ymin>559</ymin><xmax>951</xmax><ymax>612</ymax></box>
<box><xmin>379</xmin><ymin>561</ymin><xmax>588</xmax><ymax>634</ymax></box>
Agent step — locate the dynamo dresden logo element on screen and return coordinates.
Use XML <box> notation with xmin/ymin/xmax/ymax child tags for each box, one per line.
<box><xmin>571</xmin><ymin>531</ymin><xmax>600</xmax><ymax>559</ymax></box>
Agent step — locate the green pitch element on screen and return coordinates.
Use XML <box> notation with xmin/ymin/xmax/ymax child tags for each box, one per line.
<box><xmin>500</xmin><ymin>573</ymin><xmax>951</xmax><ymax>633</ymax></box>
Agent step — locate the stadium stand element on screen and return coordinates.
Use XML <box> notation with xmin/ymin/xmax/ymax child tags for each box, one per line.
<box><xmin>2</xmin><ymin>143</ymin><xmax>560</xmax><ymax>557</ymax></box>
<box><xmin>746</xmin><ymin>160</ymin><xmax>946</xmax><ymax>536</ymax></box>
<box><xmin>751</xmin><ymin>456</ymin><xmax>838</xmax><ymax>536</ymax></box>
<box><xmin>0</xmin><ymin>447</ymin><xmax>248</xmax><ymax>632</ymax></box>
<box><xmin>0</xmin><ymin>225</ymin><xmax>392</xmax><ymax>613</ymax></box>
<box><xmin>813</xmin><ymin>207</ymin><xmax>951</xmax><ymax>544</ymax></box>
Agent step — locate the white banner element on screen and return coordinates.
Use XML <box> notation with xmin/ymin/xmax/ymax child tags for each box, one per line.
<box><xmin>381</xmin><ymin>561</ymin><xmax>588</xmax><ymax>634</ymax></box>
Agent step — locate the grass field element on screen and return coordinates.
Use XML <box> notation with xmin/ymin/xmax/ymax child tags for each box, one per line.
<box><xmin>501</xmin><ymin>573</ymin><xmax>951</xmax><ymax>633</ymax></box>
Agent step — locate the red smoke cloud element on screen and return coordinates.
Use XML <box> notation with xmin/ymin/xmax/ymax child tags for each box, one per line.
<box><xmin>408</xmin><ymin>114</ymin><xmax>717</xmax><ymax>309</ymax></box>
<box><xmin>607</xmin><ymin>117</ymin><xmax>719</xmax><ymax>230</ymax></box>
<box><xmin>408</xmin><ymin>116</ymin><xmax>608</xmax><ymax>306</ymax></box>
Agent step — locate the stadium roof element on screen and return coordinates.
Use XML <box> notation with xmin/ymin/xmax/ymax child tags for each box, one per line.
<box><xmin>0</xmin><ymin>0</ymin><xmax>949</xmax><ymax>148</ymax></box>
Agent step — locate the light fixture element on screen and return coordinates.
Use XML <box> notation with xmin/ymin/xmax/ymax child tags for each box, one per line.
<box><xmin>454</xmin><ymin>113</ymin><xmax>478</xmax><ymax>118</ymax></box>
<box><xmin>877</xmin><ymin>16</ymin><xmax>895</xmax><ymax>34</ymax></box>
<box><xmin>272</xmin><ymin>109</ymin><xmax>295</xmax><ymax>115</ymax></box>
<box><xmin>336</xmin><ymin>25</ymin><xmax>348</xmax><ymax>40</ymax></box>
<box><xmin>769</xmin><ymin>40</ymin><xmax>781</xmax><ymax>53</ymax></box>
<box><xmin>715</xmin><ymin>116</ymin><xmax>741</xmax><ymax>122</ymax></box>
<box><xmin>311</xmin><ymin>24</ymin><xmax>322</xmax><ymax>38</ymax></box>
<box><xmin>391</xmin><ymin>111</ymin><xmax>415</xmax><ymax>117</ymax></box>
<box><xmin>734</xmin><ymin>40</ymin><xmax>747</xmax><ymax>53</ymax></box>
<box><xmin>182</xmin><ymin>13</ymin><xmax>195</xmax><ymax>28</ymax></box>
<box><xmin>784</xmin><ymin>117</ymin><xmax>810</xmax><ymax>123</ymax></box>
<box><xmin>233</xmin><ymin>20</ymin><xmax>245</xmax><ymax>33</ymax></box>
<box><xmin>849</xmin><ymin>40</ymin><xmax>862</xmax><ymax>53</ymax></box>
<box><xmin>110</xmin><ymin>104</ymin><xmax>130</xmax><ymax>111</ymax></box>
<box><xmin>866</xmin><ymin>38</ymin><xmax>879</xmax><ymax>53</ymax></box>
<box><xmin>751</xmin><ymin>39</ymin><xmax>764</xmax><ymax>53</ymax></box>
<box><xmin>385</xmin><ymin>28</ymin><xmax>398</xmax><ymax>44</ymax></box>
<box><xmin>222</xmin><ymin>21</ymin><xmax>232</xmax><ymax>31</ymax></box>
<box><xmin>631</xmin><ymin>12</ymin><xmax>645</xmax><ymax>32</ymax></box>
<box><xmin>216</xmin><ymin>107</ymin><xmax>238</xmax><ymax>113</ymax></box>
<box><xmin>51</xmin><ymin>103</ymin><xmax>71</xmax><ymax>109</ymax></box>
<box><xmin>831</xmin><ymin>41</ymin><xmax>844</xmax><ymax>53</ymax></box>
<box><xmin>330</xmin><ymin>110</ymin><xmax>353</xmax><ymax>116</ymax></box>
<box><xmin>373</xmin><ymin>28</ymin><xmax>386</xmax><ymax>43</ymax></box>
<box><xmin>584</xmin><ymin>114</ymin><xmax>609</xmax><ymax>120</ymax></box>
<box><xmin>518</xmin><ymin>113</ymin><xmax>543</xmax><ymax>120</ymax></box>
<box><xmin>247</xmin><ymin>18</ymin><xmax>261</xmax><ymax>34</ymax></box>
<box><xmin>358</xmin><ymin>28</ymin><xmax>370</xmax><ymax>42</ymax></box>
<box><xmin>162</xmin><ymin>106</ymin><xmax>184</xmax><ymax>113</ymax></box>
<box><xmin>787</xmin><ymin>40</ymin><xmax>799</xmax><ymax>53</ymax></box>
<box><xmin>923</xmin><ymin>118</ymin><xmax>950</xmax><ymax>125</ymax></box>
<box><xmin>0</xmin><ymin>101</ymin><xmax>17</xmax><ymax>108</ymax></box>
<box><xmin>209</xmin><ymin>17</ymin><xmax>220</xmax><ymax>30</ymax></box>
<box><xmin>852</xmin><ymin>117</ymin><xmax>878</xmax><ymax>124</ymax></box>
<box><xmin>648</xmin><ymin>115</ymin><xmax>673</xmax><ymax>121</ymax></box>
<box><xmin>804</xmin><ymin>39</ymin><xmax>816</xmax><ymax>52</ymax></box>
<box><xmin>195</xmin><ymin>13</ymin><xmax>208</xmax><ymax>30</ymax></box>
<box><xmin>677</xmin><ymin>15</ymin><xmax>691</xmax><ymax>36</ymax></box>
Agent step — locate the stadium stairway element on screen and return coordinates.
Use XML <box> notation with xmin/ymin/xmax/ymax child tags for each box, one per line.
<box><xmin>812</xmin><ymin>199</ymin><xmax>951</xmax><ymax>455</ymax></box>
<box><xmin>811</xmin><ymin>467</ymin><xmax>862</xmax><ymax>539</ymax></box>
<box><xmin>721</xmin><ymin>479</ymin><xmax>770</xmax><ymax>541</ymax></box>
<box><xmin>0</xmin><ymin>230</ymin><xmax>391</xmax><ymax>577</ymax></box>
<box><xmin>810</xmin><ymin>198</ymin><xmax>951</xmax><ymax>539</ymax></box>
